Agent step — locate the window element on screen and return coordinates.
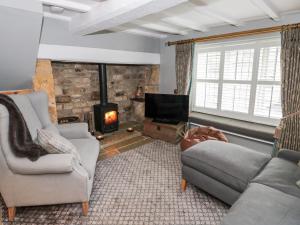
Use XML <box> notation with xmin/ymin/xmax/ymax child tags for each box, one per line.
<box><xmin>192</xmin><ymin>37</ymin><xmax>282</xmax><ymax>125</ymax></box>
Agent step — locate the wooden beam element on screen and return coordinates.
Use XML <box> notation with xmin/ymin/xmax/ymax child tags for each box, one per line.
<box><xmin>167</xmin><ymin>23</ymin><xmax>300</xmax><ymax>46</ymax></box>
<box><xmin>40</xmin><ymin>0</ymin><xmax>92</xmax><ymax>12</ymax></box>
<box><xmin>139</xmin><ymin>22</ymin><xmax>187</xmax><ymax>35</ymax></box>
<box><xmin>33</xmin><ymin>59</ymin><xmax>58</xmax><ymax>123</ymax></box>
<box><xmin>162</xmin><ymin>16</ymin><xmax>208</xmax><ymax>32</ymax></box>
<box><xmin>250</xmin><ymin>0</ymin><xmax>280</xmax><ymax>21</ymax></box>
<box><xmin>70</xmin><ymin>0</ymin><xmax>188</xmax><ymax>35</ymax></box>
<box><xmin>38</xmin><ymin>44</ymin><xmax>160</xmax><ymax>64</ymax></box>
<box><xmin>0</xmin><ymin>89</ymin><xmax>32</xmax><ymax>95</ymax></box>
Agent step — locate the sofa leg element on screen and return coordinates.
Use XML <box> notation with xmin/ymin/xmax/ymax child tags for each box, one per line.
<box><xmin>82</xmin><ymin>202</ymin><xmax>89</xmax><ymax>216</ymax></box>
<box><xmin>181</xmin><ymin>179</ymin><xmax>187</xmax><ymax>192</ymax></box>
<box><xmin>8</xmin><ymin>207</ymin><xmax>16</xmax><ymax>222</ymax></box>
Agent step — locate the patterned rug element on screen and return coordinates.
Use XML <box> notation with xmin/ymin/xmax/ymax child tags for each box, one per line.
<box><xmin>1</xmin><ymin>140</ymin><xmax>228</xmax><ymax>225</ymax></box>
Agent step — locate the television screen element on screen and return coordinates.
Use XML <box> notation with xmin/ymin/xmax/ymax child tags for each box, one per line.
<box><xmin>145</xmin><ymin>93</ymin><xmax>189</xmax><ymax>123</ymax></box>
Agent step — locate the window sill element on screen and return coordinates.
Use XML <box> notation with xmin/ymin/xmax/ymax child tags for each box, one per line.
<box><xmin>189</xmin><ymin>112</ymin><xmax>276</xmax><ymax>142</ymax></box>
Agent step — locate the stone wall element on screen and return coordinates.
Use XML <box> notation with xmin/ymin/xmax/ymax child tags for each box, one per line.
<box><xmin>33</xmin><ymin>59</ymin><xmax>57</xmax><ymax>123</ymax></box>
<box><xmin>52</xmin><ymin>62</ymin><xmax>159</xmax><ymax>124</ymax></box>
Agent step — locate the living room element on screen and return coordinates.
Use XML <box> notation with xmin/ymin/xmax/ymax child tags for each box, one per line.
<box><xmin>0</xmin><ymin>0</ymin><xmax>300</xmax><ymax>224</ymax></box>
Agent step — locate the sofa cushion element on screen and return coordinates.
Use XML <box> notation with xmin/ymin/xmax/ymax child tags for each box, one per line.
<box><xmin>9</xmin><ymin>94</ymin><xmax>42</xmax><ymax>140</ymax></box>
<box><xmin>181</xmin><ymin>140</ymin><xmax>271</xmax><ymax>192</ymax></box>
<box><xmin>69</xmin><ymin>138</ymin><xmax>99</xmax><ymax>179</ymax></box>
<box><xmin>252</xmin><ymin>157</ymin><xmax>300</xmax><ymax>198</ymax></box>
<box><xmin>221</xmin><ymin>183</ymin><xmax>300</xmax><ymax>225</ymax></box>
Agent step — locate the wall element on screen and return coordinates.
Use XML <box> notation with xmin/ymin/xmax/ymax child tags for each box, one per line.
<box><xmin>159</xmin><ymin>12</ymin><xmax>300</xmax><ymax>93</ymax></box>
<box><xmin>0</xmin><ymin>0</ymin><xmax>43</xmax><ymax>90</ymax></box>
<box><xmin>190</xmin><ymin>124</ymin><xmax>273</xmax><ymax>155</ymax></box>
<box><xmin>38</xmin><ymin>18</ymin><xmax>161</xmax><ymax>64</ymax></box>
<box><xmin>41</xmin><ymin>18</ymin><xmax>161</xmax><ymax>54</ymax></box>
<box><xmin>52</xmin><ymin>62</ymin><xmax>159</xmax><ymax>123</ymax></box>
<box><xmin>0</xmin><ymin>13</ymin><xmax>161</xmax><ymax>91</ymax></box>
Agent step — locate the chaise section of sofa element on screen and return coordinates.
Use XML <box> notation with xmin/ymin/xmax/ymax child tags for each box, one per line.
<box><xmin>221</xmin><ymin>183</ymin><xmax>300</xmax><ymax>225</ymax></box>
<box><xmin>181</xmin><ymin>140</ymin><xmax>271</xmax><ymax>205</ymax></box>
<box><xmin>221</xmin><ymin>150</ymin><xmax>300</xmax><ymax>225</ymax></box>
<box><xmin>181</xmin><ymin>140</ymin><xmax>300</xmax><ymax>225</ymax></box>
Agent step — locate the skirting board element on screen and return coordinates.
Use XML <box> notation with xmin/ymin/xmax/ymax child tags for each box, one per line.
<box><xmin>38</xmin><ymin>44</ymin><xmax>160</xmax><ymax>64</ymax></box>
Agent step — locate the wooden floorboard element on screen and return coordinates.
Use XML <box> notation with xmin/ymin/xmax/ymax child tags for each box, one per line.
<box><xmin>98</xmin><ymin>121</ymin><xmax>152</xmax><ymax>161</ymax></box>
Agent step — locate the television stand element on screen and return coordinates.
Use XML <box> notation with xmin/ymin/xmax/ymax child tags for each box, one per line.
<box><xmin>143</xmin><ymin>118</ymin><xmax>186</xmax><ymax>144</ymax></box>
<box><xmin>152</xmin><ymin>118</ymin><xmax>179</xmax><ymax>125</ymax></box>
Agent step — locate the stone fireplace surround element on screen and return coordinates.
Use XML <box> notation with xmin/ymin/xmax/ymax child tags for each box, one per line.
<box><xmin>51</xmin><ymin>62</ymin><xmax>160</xmax><ymax>125</ymax></box>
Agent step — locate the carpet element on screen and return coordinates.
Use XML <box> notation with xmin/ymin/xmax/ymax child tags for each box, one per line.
<box><xmin>1</xmin><ymin>140</ymin><xmax>228</xmax><ymax>225</ymax></box>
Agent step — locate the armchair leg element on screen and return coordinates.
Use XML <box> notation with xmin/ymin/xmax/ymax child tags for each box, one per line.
<box><xmin>82</xmin><ymin>202</ymin><xmax>89</xmax><ymax>216</ymax></box>
<box><xmin>181</xmin><ymin>179</ymin><xmax>187</xmax><ymax>192</ymax></box>
<box><xmin>8</xmin><ymin>207</ymin><xmax>16</xmax><ymax>222</ymax></box>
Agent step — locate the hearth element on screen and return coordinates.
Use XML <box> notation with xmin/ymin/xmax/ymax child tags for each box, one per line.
<box><xmin>94</xmin><ymin>64</ymin><xmax>119</xmax><ymax>133</ymax></box>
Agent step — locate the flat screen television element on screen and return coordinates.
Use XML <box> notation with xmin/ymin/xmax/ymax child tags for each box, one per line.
<box><xmin>145</xmin><ymin>93</ymin><xmax>189</xmax><ymax>124</ymax></box>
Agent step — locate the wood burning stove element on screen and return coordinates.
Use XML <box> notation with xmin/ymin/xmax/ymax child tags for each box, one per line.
<box><xmin>94</xmin><ymin>64</ymin><xmax>119</xmax><ymax>133</ymax></box>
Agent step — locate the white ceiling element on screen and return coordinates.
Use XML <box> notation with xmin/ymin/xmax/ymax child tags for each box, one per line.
<box><xmin>41</xmin><ymin>0</ymin><xmax>300</xmax><ymax>38</ymax></box>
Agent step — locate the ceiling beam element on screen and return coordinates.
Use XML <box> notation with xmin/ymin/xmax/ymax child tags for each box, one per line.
<box><xmin>70</xmin><ymin>0</ymin><xmax>188</xmax><ymax>35</ymax></box>
<box><xmin>137</xmin><ymin>22</ymin><xmax>187</xmax><ymax>35</ymax></box>
<box><xmin>195</xmin><ymin>7</ymin><xmax>241</xmax><ymax>26</ymax></box>
<box><xmin>162</xmin><ymin>16</ymin><xmax>208</xmax><ymax>32</ymax></box>
<box><xmin>43</xmin><ymin>12</ymin><xmax>71</xmax><ymax>22</ymax></box>
<box><xmin>250</xmin><ymin>0</ymin><xmax>280</xmax><ymax>21</ymax></box>
<box><xmin>111</xmin><ymin>24</ymin><xmax>168</xmax><ymax>38</ymax></box>
<box><xmin>123</xmin><ymin>29</ymin><xmax>168</xmax><ymax>38</ymax></box>
<box><xmin>40</xmin><ymin>0</ymin><xmax>91</xmax><ymax>12</ymax></box>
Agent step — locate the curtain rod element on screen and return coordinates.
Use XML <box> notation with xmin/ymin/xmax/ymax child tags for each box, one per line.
<box><xmin>167</xmin><ymin>23</ymin><xmax>300</xmax><ymax>46</ymax></box>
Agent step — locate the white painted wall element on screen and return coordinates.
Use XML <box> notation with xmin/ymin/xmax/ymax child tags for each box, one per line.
<box><xmin>38</xmin><ymin>18</ymin><xmax>161</xmax><ymax>64</ymax></box>
<box><xmin>159</xmin><ymin>12</ymin><xmax>300</xmax><ymax>93</ymax></box>
<box><xmin>41</xmin><ymin>17</ymin><xmax>161</xmax><ymax>54</ymax></box>
<box><xmin>0</xmin><ymin>0</ymin><xmax>43</xmax><ymax>90</ymax></box>
<box><xmin>160</xmin><ymin>40</ymin><xmax>176</xmax><ymax>94</ymax></box>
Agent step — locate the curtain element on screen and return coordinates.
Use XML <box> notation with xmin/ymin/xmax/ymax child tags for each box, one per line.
<box><xmin>277</xmin><ymin>25</ymin><xmax>300</xmax><ymax>151</ymax></box>
<box><xmin>175</xmin><ymin>43</ymin><xmax>194</xmax><ymax>95</ymax></box>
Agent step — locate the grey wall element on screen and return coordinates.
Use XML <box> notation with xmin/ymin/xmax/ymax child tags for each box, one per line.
<box><xmin>225</xmin><ymin>133</ymin><xmax>273</xmax><ymax>155</ymax></box>
<box><xmin>0</xmin><ymin>0</ymin><xmax>43</xmax><ymax>90</ymax></box>
<box><xmin>41</xmin><ymin>18</ymin><xmax>161</xmax><ymax>54</ymax></box>
<box><xmin>160</xmin><ymin>40</ymin><xmax>176</xmax><ymax>94</ymax></box>
<box><xmin>190</xmin><ymin>124</ymin><xmax>273</xmax><ymax>155</ymax></box>
<box><xmin>0</xmin><ymin>8</ymin><xmax>161</xmax><ymax>91</ymax></box>
<box><xmin>159</xmin><ymin>12</ymin><xmax>300</xmax><ymax>93</ymax></box>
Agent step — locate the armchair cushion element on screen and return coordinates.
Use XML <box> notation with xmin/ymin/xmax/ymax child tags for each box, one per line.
<box><xmin>37</xmin><ymin>128</ymin><xmax>81</xmax><ymax>162</ymax></box>
<box><xmin>57</xmin><ymin>123</ymin><xmax>93</xmax><ymax>139</ymax></box>
<box><xmin>70</xmin><ymin>138</ymin><xmax>99</xmax><ymax>179</ymax></box>
<box><xmin>27</xmin><ymin>91</ymin><xmax>53</xmax><ymax>128</ymax></box>
<box><xmin>7</xmin><ymin>153</ymin><xmax>74</xmax><ymax>175</ymax></box>
<box><xmin>9</xmin><ymin>94</ymin><xmax>42</xmax><ymax>140</ymax></box>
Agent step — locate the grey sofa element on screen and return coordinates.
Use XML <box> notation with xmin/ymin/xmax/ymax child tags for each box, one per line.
<box><xmin>181</xmin><ymin>141</ymin><xmax>300</xmax><ymax>225</ymax></box>
<box><xmin>221</xmin><ymin>149</ymin><xmax>300</xmax><ymax>225</ymax></box>
<box><xmin>0</xmin><ymin>91</ymin><xmax>99</xmax><ymax>221</ymax></box>
<box><xmin>181</xmin><ymin>140</ymin><xmax>271</xmax><ymax>205</ymax></box>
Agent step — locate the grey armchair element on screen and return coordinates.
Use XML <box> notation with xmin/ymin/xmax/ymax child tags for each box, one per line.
<box><xmin>0</xmin><ymin>91</ymin><xmax>99</xmax><ymax>221</ymax></box>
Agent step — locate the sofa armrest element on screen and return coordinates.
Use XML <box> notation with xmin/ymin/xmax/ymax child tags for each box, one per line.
<box><xmin>277</xmin><ymin>149</ymin><xmax>300</xmax><ymax>163</ymax></box>
<box><xmin>57</xmin><ymin>123</ymin><xmax>93</xmax><ymax>139</ymax></box>
<box><xmin>8</xmin><ymin>154</ymin><xmax>74</xmax><ymax>175</ymax></box>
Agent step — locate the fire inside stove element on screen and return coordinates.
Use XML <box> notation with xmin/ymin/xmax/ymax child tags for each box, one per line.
<box><xmin>104</xmin><ymin>110</ymin><xmax>118</xmax><ymax>125</ymax></box>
